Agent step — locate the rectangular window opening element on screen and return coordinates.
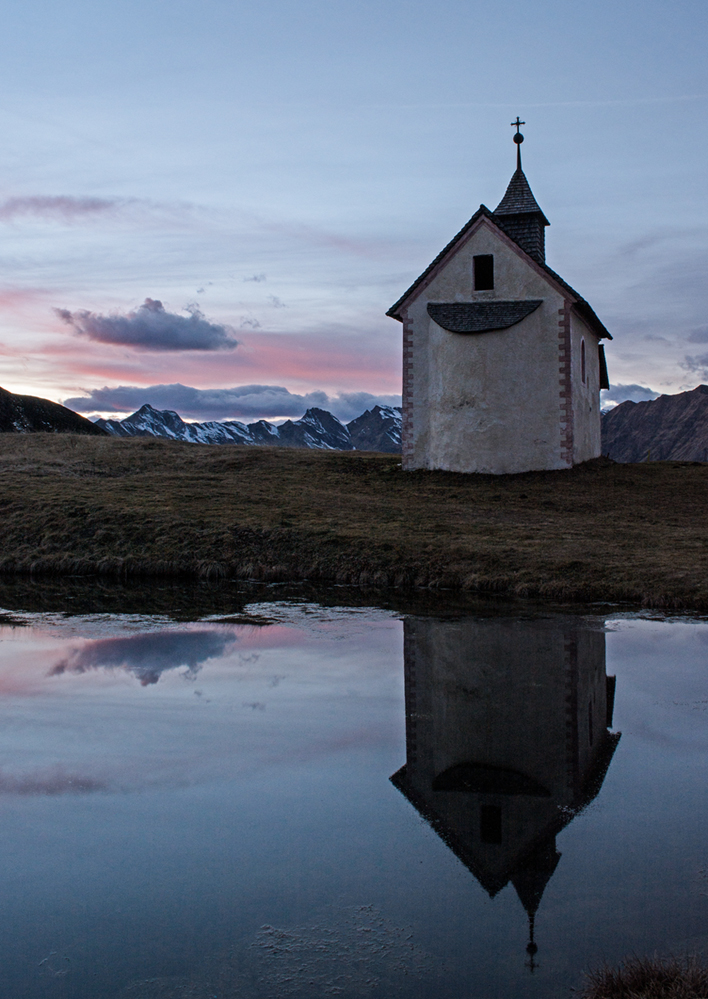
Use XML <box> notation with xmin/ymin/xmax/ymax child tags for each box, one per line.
<box><xmin>474</xmin><ymin>255</ymin><xmax>494</xmax><ymax>291</ymax></box>
<box><xmin>480</xmin><ymin>804</ymin><xmax>502</xmax><ymax>844</ymax></box>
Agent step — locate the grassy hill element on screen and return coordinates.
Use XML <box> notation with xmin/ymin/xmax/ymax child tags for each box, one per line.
<box><xmin>0</xmin><ymin>385</ymin><xmax>107</xmax><ymax>435</ymax></box>
<box><xmin>0</xmin><ymin>433</ymin><xmax>706</xmax><ymax>609</ymax></box>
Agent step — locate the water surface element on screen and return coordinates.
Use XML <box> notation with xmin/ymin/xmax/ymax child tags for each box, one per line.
<box><xmin>0</xmin><ymin>592</ymin><xmax>705</xmax><ymax>997</ymax></box>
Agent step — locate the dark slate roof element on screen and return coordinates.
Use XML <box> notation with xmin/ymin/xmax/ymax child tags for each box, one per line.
<box><xmin>431</xmin><ymin>760</ymin><xmax>550</xmax><ymax>795</ymax></box>
<box><xmin>427</xmin><ymin>300</ymin><xmax>543</xmax><ymax>334</ymax></box>
<box><xmin>494</xmin><ymin>168</ymin><xmax>550</xmax><ymax>225</ymax></box>
<box><xmin>386</xmin><ymin>204</ymin><xmax>612</xmax><ymax>340</ymax></box>
<box><xmin>387</xmin><ymin>204</ymin><xmax>488</xmax><ymax>319</ymax></box>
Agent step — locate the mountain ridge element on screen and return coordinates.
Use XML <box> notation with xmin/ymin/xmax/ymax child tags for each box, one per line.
<box><xmin>0</xmin><ymin>386</ymin><xmax>107</xmax><ymax>436</ymax></box>
<box><xmin>601</xmin><ymin>385</ymin><xmax>708</xmax><ymax>462</ymax></box>
<box><xmin>94</xmin><ymin>403</ymin><xmax>403</xmax><ymax>453</ymax></box>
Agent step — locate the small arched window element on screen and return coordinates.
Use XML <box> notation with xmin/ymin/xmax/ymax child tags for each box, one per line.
<box><xmin>581</xmin><ymin>339</ymin><xmax>586</xmax><ymax>384</ymax></box>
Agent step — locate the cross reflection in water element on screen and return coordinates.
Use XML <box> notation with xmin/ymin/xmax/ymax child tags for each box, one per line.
<box><xmin>390</xmin><ymin>615</ymin><xmax>620</xmax><ymax>971</ymax></box>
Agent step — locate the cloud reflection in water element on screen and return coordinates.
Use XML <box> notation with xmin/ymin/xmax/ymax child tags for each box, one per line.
<box><xmin>49</xmin><ymin>628</ymin><xmax>237</xmax><ymax>686</ymax></box>
<box><xmin>0</xmin><ymin>767</ymin><xmax>106</xmax><ymax>795</ymax></box>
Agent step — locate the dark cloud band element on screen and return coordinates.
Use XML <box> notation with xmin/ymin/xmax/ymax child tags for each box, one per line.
<box><xmin>64</xmin><ymin>383</ymin><xmax>402</xmax><ymax>423</ymax></box>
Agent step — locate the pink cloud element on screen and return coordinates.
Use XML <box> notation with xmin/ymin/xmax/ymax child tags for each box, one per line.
<box><xmin>0</xmin><ymin>286</ymin><xmax>402</xmax><ymax>402</ymax></box>
<box><xmin>42</xmin><ymin>327</ymin><xmax>401</xmax><ymax>398</ymax></box>
<box><xmin>235</xmin><ymin>330</ymin><xmax>401</xmax><ymax>393</ymax></box>
<box><xmin>0</xmin><ymin>287</ymin><xmax>54</xmax><ymax>313</ymax></box>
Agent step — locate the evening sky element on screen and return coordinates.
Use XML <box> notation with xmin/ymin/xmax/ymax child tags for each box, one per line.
<box><xmin>0</xmin><ymin>0</ymin><xmax>705</xmax><ymax>420</ymax></box>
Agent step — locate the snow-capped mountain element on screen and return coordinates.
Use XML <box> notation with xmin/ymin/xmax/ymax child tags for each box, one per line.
<box><xmin>96</xmin><ymin>405</ymin><xmax>264</xmax><ymax>445</ymax></box>
<box><xmin>347</xmin><ymin>405</ymin><xmax>402</xmax><ymax>454</ymax></box>
<box><xmin>94</xmin><ymin>404</ymin><xmax>402</xmax><ymax>452</ymax></box>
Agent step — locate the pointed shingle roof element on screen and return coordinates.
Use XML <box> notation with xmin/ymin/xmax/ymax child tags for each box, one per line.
<box><xmin>494</xmin><ymin>168</ymin><xmax>550</xmax><ymax>224</ymax></box>
<box><xmin>493</xmin><ymin>168</ymin><xmax>550</xmax><ymax>262</ymax></box>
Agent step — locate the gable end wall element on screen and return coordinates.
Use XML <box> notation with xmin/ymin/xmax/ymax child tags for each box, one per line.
<box><xmin>399</xmin><ymin>217</ymin><xmax>603</xmax><ymax>474</ymax></box>
<box><xmin>402</xmin><ymin>222</ymin><xmax>571</xmax><ymax>474</ymax></box>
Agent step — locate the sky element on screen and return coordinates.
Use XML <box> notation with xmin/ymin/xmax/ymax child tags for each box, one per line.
<box><xmin>0</xmin><ymin>0</ymin><xmax>706</xmax><ymax>422</ymax></box>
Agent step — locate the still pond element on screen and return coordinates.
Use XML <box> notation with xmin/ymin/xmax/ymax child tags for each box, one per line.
<box><xmin>0</xmin><ymin>585</ymin><xmax>705</xmax><ymax>997</ymax></box>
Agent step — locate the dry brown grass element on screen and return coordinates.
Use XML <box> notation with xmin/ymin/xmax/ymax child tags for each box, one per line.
<box><xmin>0</xmin><ymin>433</ymin><xmax>707</xmax><ymax>607</ymax></box>
<box><xmin>579</xmin><ymin>956</ymin><xmax>708</xmax><ymax>998</ymax></box>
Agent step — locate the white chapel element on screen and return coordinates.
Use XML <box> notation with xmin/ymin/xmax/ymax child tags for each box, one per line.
<box><xmin>387</xmin><ymin>122</ymin><xmax>611</xmax><ymax>475</ymax></box>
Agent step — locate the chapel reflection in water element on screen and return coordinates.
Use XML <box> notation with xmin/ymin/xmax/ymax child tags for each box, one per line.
<box><xmin>391</xmin><ymin>615</ymin><xmax>620</xmax><ymax>968</ymax></box>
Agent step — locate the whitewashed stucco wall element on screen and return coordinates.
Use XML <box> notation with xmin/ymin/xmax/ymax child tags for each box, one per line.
<box><xmin>401</xmin><ymin>219</ymin><xmax>576</xmax><ymax>474</ymax></box>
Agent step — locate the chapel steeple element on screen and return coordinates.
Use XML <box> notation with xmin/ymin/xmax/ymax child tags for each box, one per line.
<box><xmin>510</xmin><ymin>838</ymin><xmax>561</xmax><ymax>973</ymax></box>
<box><xmin>493</xmin><ymin>119</ymin><xmax>550</xmax><ymax>264</ymax></box>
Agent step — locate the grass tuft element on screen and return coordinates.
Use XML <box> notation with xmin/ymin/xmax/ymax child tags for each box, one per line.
<box><xmin>0</xmin><ymin>434</ymin><xmax>707</xmax><ymax>607</ymax></box>
<box><xmin>580</xmin><ymin>956</ymin><xmax>708</xmax><ymax>998</ymax></box>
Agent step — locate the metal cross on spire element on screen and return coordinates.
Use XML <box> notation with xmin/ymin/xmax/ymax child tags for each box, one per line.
<box><xmin>511</xmin><ymin>116</ymin><xmax>525</xmax><ymax>170</ymax></box>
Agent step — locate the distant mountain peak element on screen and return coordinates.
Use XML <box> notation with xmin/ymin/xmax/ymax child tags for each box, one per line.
<box><xmin>602</xmin><ymin>385</ymin><xmax>708</xmax><ymax>462</ymax></box>
<box><xmin>348</xmin><ymin>406</ymin><xmax>402</xmax><ymax>453</ymax></box>
<box><xmin>94</xmin><ymin>402</ymin><xmax>402</xmax><ymax>453</ymax></box>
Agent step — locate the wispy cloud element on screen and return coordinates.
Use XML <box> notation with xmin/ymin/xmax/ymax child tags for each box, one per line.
<box><xmin>54</xmin><ymin>298</ymin><xmax>239</xmax><ymax>352</ymax></box>
<box><xmin>681</xmin><ymin>354</ymin><xmax>708</xmax><ymax>380</ymax></box>
<box><xmin>373</xmin><ymin>93</ymin><xmax>708</xmax><ymax>110</ymax></box>
<box><xmin>686</xmin><ymin>326</ymin><xmax>708</xmax><ymax>345</ymax></box>
<box><xmin>0</xmin><ymin>194</ymin><xmax>220</xmax><ymax>233</ymax></box>
<box><xmin>63</xmin><ymin>382</ymin><xmax>401</xmax><ymax>422</ymax></box>
<box><xmin>0</xmin><ymin>195</ymin><xmax>128</xmax><ymax>223</ymax></box>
